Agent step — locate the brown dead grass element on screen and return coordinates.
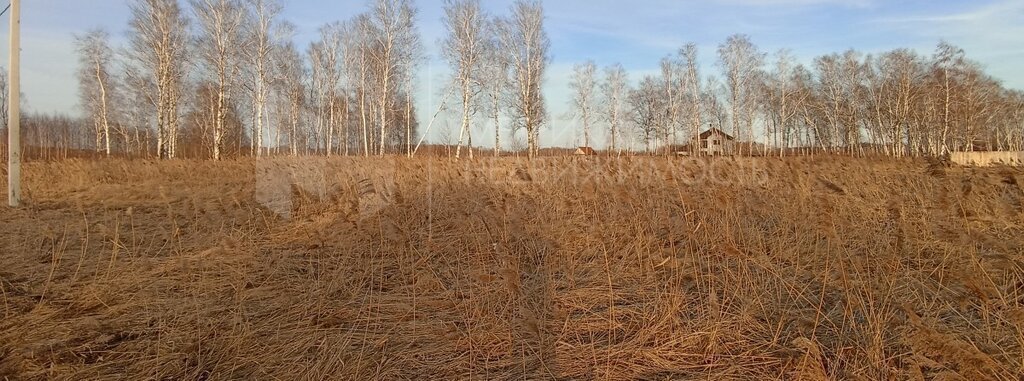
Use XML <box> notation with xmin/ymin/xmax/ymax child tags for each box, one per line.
<box><xmin>0</xmin><ymin>156</ymin><xmax>1022</xmax><ymax>380</ymax></box>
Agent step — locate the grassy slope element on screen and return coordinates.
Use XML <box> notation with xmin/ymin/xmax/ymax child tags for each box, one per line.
<box><xmin>0</xmin><ymin>157</ymin><xmax>1022</xmax><ymax>380</ymax></box>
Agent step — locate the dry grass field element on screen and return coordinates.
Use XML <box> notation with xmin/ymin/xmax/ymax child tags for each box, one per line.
<box><xmin>1</xmin><ymin>156</ymin><xmax>1023</xmax><ymax>380</ymax></box>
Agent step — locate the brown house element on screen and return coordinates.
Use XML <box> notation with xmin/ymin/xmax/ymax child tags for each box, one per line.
<box><xmin>699</xmin><ymin>128</ymin><xmax>736</xmax><ymax>156</ymax></box>
<box><xmin>574</xmin><ymin>147</ymin><xmax>597</xmax><ymax>156</ymax></box>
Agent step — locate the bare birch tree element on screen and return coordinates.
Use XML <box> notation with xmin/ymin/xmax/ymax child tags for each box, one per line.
<box><xmin>308</xmin><ymin>41</ymin><xmax>327</xmax><ymax>154</ymax></box>
<box><xmin>309</xmin><ymin>23</ymin><xmax>344</xmax><ymax>156</ymax></box>
<box><xmin>127</xmin><ymin>0</ymin><xmax>189</xmax><ymax>159</ymax></box>
<box><xmin>343</xmin><ymin>15</ymin><xmax>374</xmax><ymax>156</ymax></box>
<box><xmin>568</xmin><ymin>60</ymin><xmax>597</xmax><ymax>148</ymax></box>
<box><xmin>762</xmin><ymin>49</ymin><xmax>803</xmax><ymax>155</ymax></box>
<box><xmin>481</xmin><ymin>28</ymin><xmax>509</xmax><ymax>157</ymax></box>
<box><xmin>629</xmin><ymin>76</ymin><xmax>665</xmax><ymax>152</ymax></box>
<box><xmin>267</xmin><ymin>21</ymin><xmax>296</xmax><ymax>155</ymax></box>
<box><xmin>497</xmin><ymin>0</ymin><xmax>549</xmax><ymax>158</ymax></box>
<box><xmin>704</xmin><ymin>76</ymin><xmax>730</xmax><ymax>133</ymax></box>
<box><xmin>679</xmin><ymin>44</ymin><xmax>703</xmax><ymax>155</ymax></box>
<box><xmin>242</xmin><ymin>0</ymin><xmax>283</xmax><ymax>157</ymax></box>
<box><xmin>367</xmin><ymin>0</ymin><xmax>418</xmax><ymax>156</ymax></box>
<box><xmin>660</xmin><ymin>56</ymin><xmax>681</xmax><ymax>153</ymax></box>
<box><xmin>600</xmin><ymin>63</ymin><xmax>628</xmax><ymax>154</ymax></box>
<box><xmin>192</xmin><ymin>0</ymin><xmax>248</xmax><ymax>160</ymax></box>
<box><xmin>717</xmin><ymin>34</ymin><xmax>765</xmax><ymax>152</ymax></box>
<box><xmin>339</xmin><ymin>18</ymin><xmax>361</xmax><ymax>155</ymax></box>
<box><xmin>402</xmin><ymin>24</ymin><xmax>424</xmax><ymax>157</ymax></box>
<box><xmin>931</xmin><ymin>41</ymin><xmax>965</xmax><ymax>154</ymax></box>
<box><xmin>325</xmin><ymin>25</ymin><xmax>347</xmax><ymax>157</ymax></box>
<box><xmin>958</xmin><ymin>62</ymin><xmax>999</xmax><ymax>152</ymax></box>
<box><xmin>874</xmin><ymin>49</ymin><xmax>922</xmax><ymax>156</ymax></box>
<box><xmin>75</xmin><ymin>29</ymin><xmax>120</xmax><ymax>156</ymax></box>
<box><xmin>441</xmin><ymin>0</ymin><xmax>488</xmax><ymax>159</ymax></box>
<box><xmin>273</xmin><ymin>40</ymin><xmax>306</xmax><ymax>156</ymax></box>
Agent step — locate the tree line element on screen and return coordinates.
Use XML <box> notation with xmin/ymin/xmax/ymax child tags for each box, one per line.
<box><xmin>0</xmin><ymin>71</ymin><xmax>96</xmax><ymax>161</ymax></box>
<box><xmin>75</xmin><ymin>0</ymin><xmax>425</xmax><ymax>160</ymax></box>
<box><xmin>1</xmin><ymin>0</ymin><xmax>1022</xmax><ymax>160</ymax></box>
<box><xmin>48</xmin><ymin>0</ymin><xmax>555</xmax><ymax>160</ymax></box>
<box><xmin>567</xmin><ymin>37</ymin><xmax>1024</xmax><ymax>156</ymax></box>
<box><xmin>0</xmin><ymin>0</ymin><xmax>548</xmax><ymax>161</ymax></box>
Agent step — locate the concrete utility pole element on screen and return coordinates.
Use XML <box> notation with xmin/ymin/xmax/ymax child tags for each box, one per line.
<box><xmin>8</xmin><ymin>0</ymin><xmax>20</xmax><ymax>207</ymax></box>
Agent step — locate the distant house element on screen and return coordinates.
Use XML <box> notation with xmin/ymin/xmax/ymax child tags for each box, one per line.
<box><xmin>699</xmin><ymin>128</ymin><xmax>736</xmax><ymax>156</ymax></box>
<box><xmin>574</xmin><ymin>147</ymin><xmax>597</xmax><ymax>156</ymax></box>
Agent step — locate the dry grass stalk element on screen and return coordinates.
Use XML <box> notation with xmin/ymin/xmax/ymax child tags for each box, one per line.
<box><xmin>0</xmin><ymin>157</ymin><xmax>1022</xmax><ymax>380</ymax></box>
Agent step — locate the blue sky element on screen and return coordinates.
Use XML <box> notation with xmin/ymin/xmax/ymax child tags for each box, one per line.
<box><xmin>0</xmin><ymin>0</ymin><xmax>1022</xmax><ymax>148</ymax></box>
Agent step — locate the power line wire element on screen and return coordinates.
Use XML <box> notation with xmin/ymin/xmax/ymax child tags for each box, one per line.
<box><xmin>0</xmin><ymin>4</ymin><xmax>9</xmax><ymax>17</ymax></box>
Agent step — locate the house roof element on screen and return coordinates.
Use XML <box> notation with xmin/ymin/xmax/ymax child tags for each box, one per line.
<box><xmin>700</xmin><ymin>128</ymin><xmax>736</xmax><ymax>141</ymax></box>
<box><xmin>575</xmin><ymin>147</ymin><xmax>597</xmax><ymax>155</ymax></box>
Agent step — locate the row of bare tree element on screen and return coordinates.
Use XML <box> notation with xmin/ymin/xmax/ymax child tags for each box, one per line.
<box><xmin>63</xmin><ymin>0</ymin><xmax>555</xmax><ymax>160</ymax></box>
<box><xmin>568</xmin><ymin>36</ymin><xmax>1024</xmax><ymax>156</ymax></box>
<box><xmin>7</xmin><ymin>0</ymin><xmax>1021</xmax><ymax>160</ymax></box>
<box><xmin>0</xmin><ymin>69</ymin><xmax>94</xmax><ymax>160</ymax></box>
<box><xmin>72</xmin><ymin>0</ymin><xmax>424</xmax><ymax>160</ymax></box>
<box><xmin>441</xmin><ymin>0</ymin><xmax>549</xmax><ymax>159</ymax></box>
